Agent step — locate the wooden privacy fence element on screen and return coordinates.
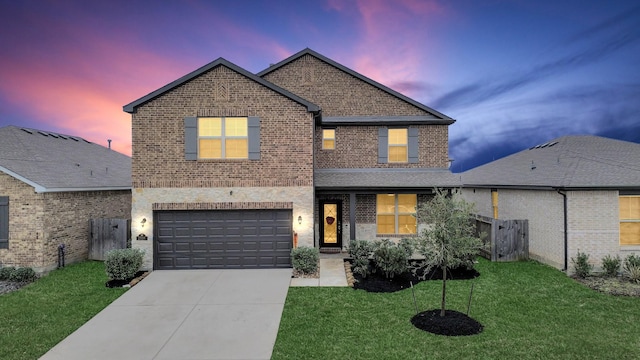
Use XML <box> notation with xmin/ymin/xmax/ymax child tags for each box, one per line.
<box><xmin>89</xmin><ymin>218</ymin><xmax>130</xmax><ymax>260</ymax></box>
<box><xmin>475</xmin><ymin>215</ymin><xmax>529</xmax><ymax>262</ymax></box>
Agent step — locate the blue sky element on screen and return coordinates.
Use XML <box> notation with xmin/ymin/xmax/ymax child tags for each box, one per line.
<box><xmin>1</xmin><ymin>0</ymin><xmax>638</xmax><ymax>171</ymax></box>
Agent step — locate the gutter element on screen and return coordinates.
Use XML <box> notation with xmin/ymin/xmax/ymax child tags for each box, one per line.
<box><xmin>557</xmin><ymin>189</ymin><xmax>568</xmax><ymax>271</ymax></box>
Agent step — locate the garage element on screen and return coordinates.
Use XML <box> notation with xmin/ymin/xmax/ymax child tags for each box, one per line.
<box><xmin>154</xmin><ymin>209</ymin><xmax>293</xmax><ymax>269</ymax></box>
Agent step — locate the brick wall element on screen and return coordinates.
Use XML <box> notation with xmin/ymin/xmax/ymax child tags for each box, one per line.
<box><xmin>1</xmin><ymin>171</ymin><xmax>131</xmax><ymax>271</ymax></box>
<box><xmin>262</xmin><ymin>54</ymin><xmax>431</xmax><ymax>117</ymax></box>
<box><xmin>131</xmin><ymin>65</ymin><xmax>314</xmax><ymax>188</ymax></box>
<box><xmin>462</xmin><ymin>188</ymin><xmax>565</xmax><ymax>269</ymax></box>
<box><xmin>41</xmin><ymin>190</ymin><xmax>131</xmax><ymax>270</ymax></box>
<box><xmin>315</xmin><ymin>125</ymin><xmax>449</xmax><ymax>168</ymax></box>
<box><xmin>566</xmin><ymin>191</ymin><xmax>638</xmax><ymax>272</ymax></box>
<box><xmin>0</xmin><ymin>173</ymin><xmax>45</xmax><ymax>269</ymax></box>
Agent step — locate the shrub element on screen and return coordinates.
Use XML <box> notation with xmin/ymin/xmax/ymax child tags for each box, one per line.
<box><xmin>624</xmin><ymin>254</ymin><xmax>640</xmax><ymax>284</ymax></box>
<box><xmin>291</xmin><ymin>246</ymin><xmax>319</xmax><ymax>274</ymax></box>
<box><xmin>373</xmin><ymin>239</ymin><xmax>409</xmax><ymax>279</ymax></box>
<box><xmin>9</xmin><ymin>267</ymin><xmax>37</xmax><ymax>283</ymax></box>
<box><xmin>571</xmin><ymin>251</ymin><xmax>592</xmax><ymax>278</ymax></box>
<box><xmin>601</xmin><ymin>255</ymin><xmax>621</xmax><ymax>277</ymax></box>
<box><xmin>105</xmin><ymin>248</ymin><xmax>145</xmax><ymax>281</ymax></box>
<box><xmin>398</xmin><ymin>237</ymin><xmax>416</xmax><ymax>258</ymax></box>
<box><xmin>0</xmin><ymin>266</ymin><xmax>16</xmax><ymax>281</ymax></box>
<box><xmin>348</xmin><ymin>239</ymin><xmax>374</xmax><ymax>278</ymax></box>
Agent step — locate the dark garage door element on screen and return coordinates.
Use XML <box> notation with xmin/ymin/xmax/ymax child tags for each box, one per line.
<box><xmin>154</xmin><ymin>209</ymin><xmax>292</xmax><ymax>269</ymax></box>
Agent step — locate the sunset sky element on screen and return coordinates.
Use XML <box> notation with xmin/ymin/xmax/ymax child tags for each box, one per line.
<box><xmin>1</xmin><ymin>0</ymin><xmax>638</xmax><ymax>172</ymax></box>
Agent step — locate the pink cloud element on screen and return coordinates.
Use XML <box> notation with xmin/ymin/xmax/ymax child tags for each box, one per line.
<box><xmin>339</xmin><ymin>0</ymin><xmax>451</xmax><ymax>98</ymax></box>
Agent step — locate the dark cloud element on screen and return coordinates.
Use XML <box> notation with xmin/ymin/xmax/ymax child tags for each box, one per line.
<box><xmin>432</xmin><ymin>6</ymin><xmax>640</xmax><ymax>111</ymax></box>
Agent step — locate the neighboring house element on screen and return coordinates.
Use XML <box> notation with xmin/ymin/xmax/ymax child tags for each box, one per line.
<box><xmin>461</xmin><ymin>135</ymin><xmax>640</xmax><ymax>271</ymax></box>
<box><xmin>124</xmin><ymin>48</ymin><xmax>459</xmax><ymax>270</ymax></box>
<box><xmin>0</xmin><ymin>126</ymin><xmax>132</xmax><ymax>272</ymax></box>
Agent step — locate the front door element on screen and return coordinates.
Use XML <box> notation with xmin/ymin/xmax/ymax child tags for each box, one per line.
<box><xmin>320</xmin><ymin>201</ymin><xmax>342</xmax><ymax>248</ymax></box>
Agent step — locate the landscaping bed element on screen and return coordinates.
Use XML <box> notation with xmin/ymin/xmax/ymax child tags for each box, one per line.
<box><xmin>572</xmin><ymin>275</ymin><xmax>640</xmax><ymax>297</ymax></box>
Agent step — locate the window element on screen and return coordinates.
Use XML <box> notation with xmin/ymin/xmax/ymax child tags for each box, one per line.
<box><xmin>388</xmin><ymin>128</ymin><xmax>408</xmax><ymax>162</ymax></box>
<box><xmin>0</xmin><ymin>196</ymin><xmax>8</xmax><ymax>249</ymax></box>
<box><xmin>198</xmin><ymin>117</ymin><xmax>248</xmax><ymax>159</ymax></box>
<box><xmin>376</xmin><ymin>194</ymin><xmax>417</xmax><ymax>234</ymax></box>
<box><xmin>620</xmin><ymin>195</ymin><xmax>640</xmax><ymax>245</ymax></box>
<box><xmin>322</xmin><ymin>129</ymin><xmax>335</xmax><ymax>150</ymax></box>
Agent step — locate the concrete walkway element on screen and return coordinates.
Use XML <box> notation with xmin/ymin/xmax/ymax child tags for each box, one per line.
<box><xmin>290</xmin><ymin>252</ymin><xmax>349</xmax><ymax>287</ymax></box>
<box><xmin>40</xmin><ymin>269</ymin><xmax>292</xmax><ymax>360</ymax></box>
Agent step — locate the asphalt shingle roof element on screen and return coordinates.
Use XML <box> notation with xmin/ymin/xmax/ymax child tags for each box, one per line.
<box><xmin>315</xmin><ymin>168</ymin><xmax>461</xmax><ymax>190</ymax></box>
<box><xmin>461</xmin><ymin>135</ymin><xmax>640</xmax><ymax>189</ymax></box>
<box><xmin>0</xmin><ymin>126</ymin><xmax>131</xmax><ymax>192</ymax></box>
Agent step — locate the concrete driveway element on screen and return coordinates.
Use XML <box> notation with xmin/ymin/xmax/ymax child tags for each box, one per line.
<box><xmin>40</xmin><ymin>269</ymin><xmax>292</xmax><ymax>360</ymax></box>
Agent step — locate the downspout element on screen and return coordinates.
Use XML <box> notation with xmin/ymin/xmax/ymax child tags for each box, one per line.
<box><xmin>557</xmin><ymin>189</ymin><xmax>568</xmax><ymax>271</ymax></box>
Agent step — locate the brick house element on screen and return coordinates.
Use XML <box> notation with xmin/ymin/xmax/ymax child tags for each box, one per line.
<box><xmin>461</xmin><ymin>135</ymin><xmax>640</xmax><ymax>272</ymax></box>
<box><xmin>124</xmin><ymin>48</ymin><xmax>458</xmax><ymax>270</ymax></box>
<box><xmin>0</xmin><ymin>126</ymin><xmax>131</xmax><ymax>272</ymax></box>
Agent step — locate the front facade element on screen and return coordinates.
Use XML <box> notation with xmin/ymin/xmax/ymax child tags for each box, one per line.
<box><xmin>125</xmin><ymin>49</ymin><xmax>458</xmax><ymax>270</ymax></box>
<box><xmin>462</xmin><ymin>136</ymin><xmax>640</xmax><ymax>272</ymax></box>
<box><xmin>0</xmin><ymin>126</ymin><xmax>131</xmax><ymax>272</ymax></box>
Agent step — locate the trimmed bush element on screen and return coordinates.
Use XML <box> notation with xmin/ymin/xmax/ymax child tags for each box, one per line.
<box><xmin>373</xmin><ymin>239</ymin><xmax>409</xmax><ymax>279</ymax></box>
<box><xmin>9</xmin><ymin>267</ymin><xmax>37</xmax><ymax>283</ymax></box>
<box><xmin>398</xmin><ymin>237</ymin><xmax>416</xmax><ymax>258</ymax></box>
<box><xmin>291</xmin><ymin>246</ymin><xmax>319</xmax><ymax>274</ymax></box>
<box><xmin>0</xmin><ymin>266</ymin><xmax>16</xmax><ymax>281</ymax></box>
<box><xmin>624</xmin><ymin>254</ymin><xmax>640</xmax><ymax>284</ymax></box>
<box><xmin>601</xmin><ymin>255</ymin><xmax>621</xmax><ymax>277</ymax></box>
<box><xmin>571</xmin><ymin>251</ymin><xmax>592</xmax><ymax>278</ymax></box>
<box><xmin>348</xmin><ymin>239</ymin><xmax>374</xmax><ymax>278</ymax></box>
<box><xmin>105</xmin><ymin>248</ymin><xmax>145</xmax><ymax>281</ymax></box>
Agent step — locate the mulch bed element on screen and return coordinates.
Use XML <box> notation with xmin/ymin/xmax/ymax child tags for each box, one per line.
<box><xmin>350</xmin><ymin>261</ymin><xmax>479</xmax><ymax>293</ymax></box>
<box><xmin>105</xmin><ymin>271</ymin><xmax>149</xmax><ymax>288</ymax></box>
<box><xmin>572</xmin><ymin>275</ymin><xmax>640</xmax><ymax>297</ymax></box>
<box><xmin>411</xmin><ymin>309</ymin><xmax>483</xmax><ymax>336</ymax></box>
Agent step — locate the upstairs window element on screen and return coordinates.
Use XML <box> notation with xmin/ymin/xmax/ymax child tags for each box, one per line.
<box><xmin>198</xmin><ymin>117</ymin><xmax>248</xmax><ymax>159</ymax></box>
<box><xmin>388</xmin><ymin>128</ymin><xmax>408</xmax><ymax>163</ymax></box>
<box><xmin>620</xmin><ymin>195</ymin><xmax>640</xmax><ymax>245</ymax></box>
<box><xmin>376</xmin><ymin>193</ymin><xmax>417</xmax><ymax>235</ymax></box>
<box><xmin>322</xmin><ymin>129</ymin><xmax>335</xmax><ymax>150</ymax></box>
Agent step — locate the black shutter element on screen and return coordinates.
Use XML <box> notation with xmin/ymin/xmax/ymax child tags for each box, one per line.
<box><xmin>184</xmin><ymin>117</ymin><xmax>198</xmax><ymax>160</ymax></box>
<box><xmin>0</xmin><ymin>196</ymin><xmax>8</xmax><ymax>249</ymax></box>
<box><xmin>408</xmin><ymin>127</ymin><xmax>419</xmax><ymax>163</ymax></box>
<box><xmin>378</xmin><ymin>127</ymin><xmax>388</xmax><ymax>163</ymax></box>
<box><xmin>248</xmin><ymin>117</ymin><xmax>260</xmax><ymax>160</ymax></box>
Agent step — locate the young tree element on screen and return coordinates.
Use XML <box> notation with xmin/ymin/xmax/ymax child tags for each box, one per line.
<box><xmin>416</xmin><ymin>188</ymin><xmax>483</xmax><ymax>317</ymax></box>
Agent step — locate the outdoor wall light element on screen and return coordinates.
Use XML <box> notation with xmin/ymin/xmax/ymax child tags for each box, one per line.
<box><xmin>297</xmin><ymin>216</ymin><xmax>302</xmax><ymax>225</ymax></box>
<box><xmin>141</xmin><ymin>218</ymin><xmax>147</xmax><ymax>227</ymax></box>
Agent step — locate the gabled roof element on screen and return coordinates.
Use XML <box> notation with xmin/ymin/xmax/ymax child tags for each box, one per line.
<box><xmin>257</xmin><ymin>48</ymin><xmax>455</xmax><ymax>123</ymax></box>
<box><xmin>461</xmin><ymin>135</ymin><xmax>640</xmax><ymax>190</ymax></box>
<box><xmin>123</xmin><ymin>58</ymin><xmax>320</xmax><ymax>114</ymax></box>
<box><xmin>0</xmin><ymin>126</ymin><xmax>131</xmax><ymax>193</ymax></box>
<box><xmin>315</xmin><ymin>168</ymin><xmax>461</xmax><ymax>191</ymax></box>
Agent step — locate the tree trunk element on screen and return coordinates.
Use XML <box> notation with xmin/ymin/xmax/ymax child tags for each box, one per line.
<box><xmin>440</xmin><ymin>264</ymin><xmax>447</xmax><ymax>317</ymax></box>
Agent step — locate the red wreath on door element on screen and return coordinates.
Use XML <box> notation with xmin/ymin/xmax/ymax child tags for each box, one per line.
<box><xmin>325</xmin><ymin>216</ymin><xmax>335</xmax><ymax>225</ymax></box>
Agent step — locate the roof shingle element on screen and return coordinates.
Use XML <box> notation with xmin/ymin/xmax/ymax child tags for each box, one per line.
<box><xmin>0</xmin><ymin>126</ymin><xmax>131</xmax><ymax>192</ymax></box>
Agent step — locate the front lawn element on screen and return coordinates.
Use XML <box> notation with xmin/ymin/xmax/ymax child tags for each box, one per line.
<box><xmin>0</xmin><ymin>261</ymin><xmax>126</xmax><ymax>360</ymax></box>
<box><xmin>273</xmin><ymin>259</ymin><xmax>640</xmax><ymax>359</ymax></box>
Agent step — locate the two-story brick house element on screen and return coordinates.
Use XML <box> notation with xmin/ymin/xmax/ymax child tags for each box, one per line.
<box><xmin>124</xmin><ymin>48</ymin><xmax>458</xmax><ymax>270</ymax></box>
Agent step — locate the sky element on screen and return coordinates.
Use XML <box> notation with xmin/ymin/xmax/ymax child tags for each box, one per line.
<box><xmin>1</xmin><ymin>0</ymin><xmax>638</xmax><ymax>172</ymax></box>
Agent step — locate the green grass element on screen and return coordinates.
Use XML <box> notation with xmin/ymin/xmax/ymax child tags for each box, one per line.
<box><xmin>0</xmin><ymin>261</ymin><xmax>126</xmax><ymax>360</ymax></box>
<box><xmin>273</xmin><ymin>259</ymin><xmax>640</xmax><ymax>360</ymax></box>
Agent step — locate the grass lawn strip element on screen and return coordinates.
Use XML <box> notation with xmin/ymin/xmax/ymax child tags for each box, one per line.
<box><xmin>0</xmin><ymin>261</ymin><xmax>126</xmax><ymax>360</ymax></box>
<box><xmin>273</xmin><ymin>259</ymin><xmax>640</xmax><ymax>360</ymax></box>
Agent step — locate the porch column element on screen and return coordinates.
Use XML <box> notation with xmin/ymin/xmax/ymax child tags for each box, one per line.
<box><xmin>350</xmin><ymin>192</ymin><xmax>356</xmax><ymax>240</ymax></box>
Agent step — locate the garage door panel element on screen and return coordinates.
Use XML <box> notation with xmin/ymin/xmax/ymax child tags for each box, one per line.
<box><xmin>154</xmin><ymin>209</ymin><xmax>293</xmax><ymax>269</ymax></box>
